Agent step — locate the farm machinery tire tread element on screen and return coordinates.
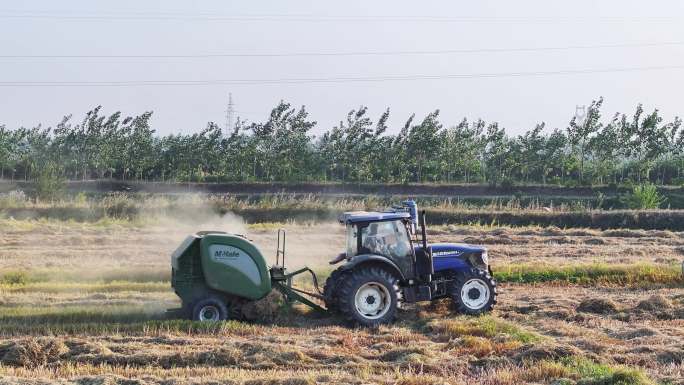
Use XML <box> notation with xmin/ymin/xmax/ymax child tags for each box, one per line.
<box><xmin>450</xmin><ymin>268</ymin><xmax>497</xmax><ymax>315</ymax></box>
<box><xmin>323</xmin><ymin>268</ymin><xmax>348</xmax><ymax>313</ymax></box>
<box><xmin>336</xmin><ymin>267</ymin><xmax>400</xmax><ymax>327</ymax></box>
<box><xmin>192</xmin><ymin>296</ymin><xmax>229</xmax><ymax>321</ymax></box>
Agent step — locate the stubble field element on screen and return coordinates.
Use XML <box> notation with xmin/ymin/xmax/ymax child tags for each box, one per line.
<box><xmin>0</xmin><ymin>215</ymin><xmax>683</xmax><ymax>385</ymax></box>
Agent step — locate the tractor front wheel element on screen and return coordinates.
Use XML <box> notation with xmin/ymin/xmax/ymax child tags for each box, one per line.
<box><xmin>451</xmin><ymin>268</ymin><xmax>497</xmax><ymax>315</ymax></box>
<box><xmin>336</xmin><ymin>267</ymin><xmax>400</xmax><ymax>327</ymax></box>
<box><xmin>192</xmin><ymin>296</ymin><xmax>229</xmax><ymax>321</ymax></box>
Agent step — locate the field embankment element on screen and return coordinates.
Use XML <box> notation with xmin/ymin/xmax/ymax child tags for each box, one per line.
<box><xmin>2</xmin><ymin>192</ymin><xmax>684</xmax><ymax>230</ymax></box>
<box><xmin>4</xmin><ymin>180</ymin><xmax>684</xmax><ymax>206</ymax></box>
<box><xmin>45</xmin><ymin>180</ymin><xmax>629</xmax><ymax>196</ymax></box>
<box><xmin>4</xmin><ymin>205</ymin><xmax>684</xmax><ymax>230</ymax></box>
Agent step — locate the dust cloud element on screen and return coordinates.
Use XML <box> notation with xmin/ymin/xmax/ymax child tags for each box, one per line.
<box><xmin>148</xmin><ymin>201</ymin><xmax>345</xmax><ymax>271</ymax></box>
<box><xmin>0</xmin><ymin>197</ymin><xmax>346</xmax><ymax>282</ymax></box>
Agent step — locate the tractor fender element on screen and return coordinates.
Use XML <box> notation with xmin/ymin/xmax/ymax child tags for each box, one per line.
<box><xmin>340</xmin><ymin>254</ymin><xmax>406</xmax><ymax>281</ymax></box>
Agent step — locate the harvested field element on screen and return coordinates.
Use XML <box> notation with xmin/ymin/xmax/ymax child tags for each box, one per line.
<box><xmin>0</xmin><ymin>218</ymin><xmax>683</xmax><ymax>384</ymax></box>
<box><xmin>2</xmin><ymin>219</ymin><xmax>683</xmax><ymax>275</ymax></box>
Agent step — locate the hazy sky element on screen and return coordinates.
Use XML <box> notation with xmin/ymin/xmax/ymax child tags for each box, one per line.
<box><xmin>1</xmin><ymin>1</ymin><xmax>683</xmax><ymax>137</ymax></box>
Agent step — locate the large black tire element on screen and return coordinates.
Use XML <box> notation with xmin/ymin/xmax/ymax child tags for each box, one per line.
<box><xmin>192</xmin><ymin>296</ymin><xmax>229</xmax><ymax>321</ymax></box>
<box><xmin>323</xmin><ymin>268</ymin><xmax>347</xmax><ymax>313</ymax></box>
<box><xmin>336</xmin><ymin>267</ymin><xmax>400</xmax><ymax>327</ymax></box>
<box><xmin>450</xmin><ymin>268</ymin><xmax>497</xmax><ymax>315</ymax></box>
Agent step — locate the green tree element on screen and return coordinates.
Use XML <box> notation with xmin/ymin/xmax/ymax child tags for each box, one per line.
<box><xmin>590</xmin><ymin>114</ymin><xmax>621</xmax><ymax>184</ymax></box>
<box><xmin>124</xmin><ymin>112</ymin><xmax>155</xmax><ymax>180</ymax></box>
<box><xmin>482</xmin><ymin>122</ymin><xmax>509</xmax><ymax>186</ymax></box>
<box><xmin>0</xmin><ymin>125</ymin><xmax>13</xmax><ymax>179</ymax></box>
<box><xmin>440</xmin><ymin>118</ymin><xmax>485</xmax><ymax>183</ymax></box>
<box><xmin>361</xmin><ymin>108</ymin><xmax>390</xmax><ymax>182</ymax></box>
<box><xmin>518</xmin><ymin>123</ymin><xmax>545</xmax><ymax>183</ymax></box>
<box><xmin>406</xmin><ymin>110</ymin><xmax>442</xmax><ymax>182</ymax></box>
<box><xmin>251</xmin><ymin>101</ymin><xmax>316</xmax><ymax>181</ymax></box>
<box><xmin>1</xmin><ymin>99</ymin><xmax>683</xmax><ymax>187</ymax></box>
<box><xmin>35</xmin><ymin>162</ymin><xmax>66</xmax><ymax>201</ymax></box>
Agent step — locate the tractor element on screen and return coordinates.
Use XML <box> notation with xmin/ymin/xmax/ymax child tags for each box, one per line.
<box><xmin>323</xmin><ymin>200</ymin><xmax>497</xmax><ymax>326</ymax></box>
<box><xmin>169</xmin><ymin>200</ymin><xmax>496</xmax><ymax>326</ymax></box>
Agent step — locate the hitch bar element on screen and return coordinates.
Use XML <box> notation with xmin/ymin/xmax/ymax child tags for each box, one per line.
<box><xmin>269</xmin><ymin>266</ymin><xmax>327</xmax><ymax>313</ymax></box>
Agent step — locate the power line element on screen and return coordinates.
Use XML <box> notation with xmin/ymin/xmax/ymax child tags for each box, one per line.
<box><xmin>0</xmin><ymin>11</ymin><xmax>680</xmax><ymax>23</ymax></box>
<box><xmin>1</xmin><ymin>41</ymin><xmax>682</xmax><ymax>59</ymax></box>
<box><xmin>0</xmin><ymin>64</ymin><xmax>682</xmax><ymax>87</ymax></box>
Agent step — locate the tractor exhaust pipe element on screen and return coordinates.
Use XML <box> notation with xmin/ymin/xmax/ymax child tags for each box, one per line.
<box><xmin>420</xmin><ymin>210</ymin><xmax>428</xmax><ymax>249</ymax></box>
<box><xmin>402</xmin><ymin>200</ymin><xmax>418</xmax><ymax>234</ymax></box>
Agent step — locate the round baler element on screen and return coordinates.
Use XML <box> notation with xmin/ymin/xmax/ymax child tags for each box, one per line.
<box><xmin>171</xmin><ymin>230</ymin><xmax>323</xmax><ymax>321</ymax></box>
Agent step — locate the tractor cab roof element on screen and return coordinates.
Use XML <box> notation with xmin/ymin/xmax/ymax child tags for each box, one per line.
<box><xmin>338</xmin><ymin>211</ymin><xmax>411</xmax><ymax>224</ymax></box>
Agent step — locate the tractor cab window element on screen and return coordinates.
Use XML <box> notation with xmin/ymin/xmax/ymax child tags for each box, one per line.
<box><xmin>360</xmin><ymin>220</ymin><xmax>412</xmax><ymax>260</ymax></box>
<box><xmin>346</xmin><ymin>224</ymin><xmax>358</xmax><ymax>257</ymax></box>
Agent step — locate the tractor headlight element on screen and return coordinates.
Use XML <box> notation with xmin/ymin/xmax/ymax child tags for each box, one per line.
<box><xmin>481</xmin><ymin>250</ymin><xmax>489</xmax><ymax>266</ymax></box>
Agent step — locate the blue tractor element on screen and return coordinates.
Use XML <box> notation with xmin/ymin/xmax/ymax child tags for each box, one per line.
<box><xmin>324</xmin><ymin>200</ymin><xmax>497</xmax><ymax>326</ymax></box>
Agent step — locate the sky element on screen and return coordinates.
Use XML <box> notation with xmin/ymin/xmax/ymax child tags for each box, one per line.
<box><xmin>1</xmin><ymin>0</ymin><xmax>683</xmax><ymax>138</ymax></box>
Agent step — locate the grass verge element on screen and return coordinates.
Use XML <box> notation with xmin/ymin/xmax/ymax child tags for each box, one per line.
<box><xmin>0</xmin><ymin>281</ymin><xmax>168</xmax><ymax>294</ymax></box>
<box><xmin>428</xmin><ymin>314</ymin><xmax>542</xmax><ymax>344</ymax></box>
<box><xmin>0</xmin><ymin>314</ymin><xmax>262</xmax><ymax>337</ymax></box>
<box><xmin>556</xmin><ymin>357</ymin><xmax>653</xmax><ymax>385</ymax></box>
<box><xmin>494</xmin><ymin>263</ymin><xmax>683</xmax><ymax>286</ymax></box>
<box><xmin>0</xmin><ymin>268</ymin><xmax>169</xmax><ymax>285</ymax></box>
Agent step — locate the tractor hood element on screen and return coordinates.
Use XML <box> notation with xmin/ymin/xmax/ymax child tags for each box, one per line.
<box><xmin>428</xmin><ymin>242</ymin><xmax>485</xmax><ymax>257</ymax></box>
<box><xmin>415</xmin><ymin>242</ymin><xmax>489</xmax><ymax>271</ymax></box>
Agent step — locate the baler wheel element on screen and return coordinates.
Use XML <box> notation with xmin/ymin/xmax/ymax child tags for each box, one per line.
<box><xmin>192</xmin><ymin>296</ymin><xmax>229</xmax><ymax>321</ymax></box>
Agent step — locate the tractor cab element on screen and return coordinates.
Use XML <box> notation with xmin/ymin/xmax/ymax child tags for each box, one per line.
<box><xmin>339</xmin><ymin>211</ymin><xmax>416</xmax><ymax>275</ymax></box>
<box><xmin>335</xmin><ymin>203</ymin><xmax>435</xmax><ymax>299</ymax></box>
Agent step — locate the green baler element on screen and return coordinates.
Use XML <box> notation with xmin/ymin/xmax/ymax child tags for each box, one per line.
<box><xmin>171</xmin><ymin>230</ymin><xmax>324</xmax><ymax>321</ymax></box>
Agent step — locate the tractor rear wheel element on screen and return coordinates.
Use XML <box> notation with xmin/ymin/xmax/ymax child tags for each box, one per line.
<box><xmin>336</xmin><ymin>267</ymin><xmax>400</xmax><ymax>327</ymax></box>
<box><xmin>323</xmin><ymin>268</ymin><xmax>347</xmax><ymax>313</ymax></box>
<box><xmin>192</xmin><ymin>296</ymin><xmax>229</xmax><ymax>321</ymax></box>
<box><xmin>450</xmin><ymin>268</ymin><xmax>497</xmax><ymax>315</ymax></box>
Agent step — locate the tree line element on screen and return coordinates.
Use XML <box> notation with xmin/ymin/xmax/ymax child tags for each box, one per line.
<box><xmin>0</xmin><ymin>98</ymin><xmax>683</xmax><ymax>186</ymax></box>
